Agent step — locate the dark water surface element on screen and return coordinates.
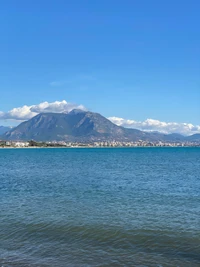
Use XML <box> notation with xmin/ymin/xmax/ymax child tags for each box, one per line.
<box><xmin>0</xmin><ymin>148</ymin><xmax>200</xmax><ymax>266</ymax></box>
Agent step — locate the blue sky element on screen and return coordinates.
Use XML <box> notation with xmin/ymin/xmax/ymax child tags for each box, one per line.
<box><xmin>0</xmin><ymin>0</ymin><xmax>200</xmax><ymax>132</ymax></box>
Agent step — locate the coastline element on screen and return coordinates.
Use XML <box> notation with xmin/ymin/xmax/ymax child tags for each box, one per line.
<box><xmin>0</xmin><ymin>146</ymin><xmax>199</xmax><ymax>149</ymax></box>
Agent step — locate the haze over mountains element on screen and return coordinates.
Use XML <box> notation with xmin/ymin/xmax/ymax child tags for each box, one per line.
<box><xmin>0</xmin><ymin>126</ymin><xmax>12</xmax><ymax>135</ymax></box>
<box><xmin>1</xmin><ymin>110</ymin><xmax>199</xmax><ymax>142</ymax></box>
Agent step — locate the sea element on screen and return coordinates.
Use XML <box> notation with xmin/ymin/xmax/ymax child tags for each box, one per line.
<box><xmin>0</xmin><ymin>147</ymin><xmax>199</xmax><ymax>267</ymax></box>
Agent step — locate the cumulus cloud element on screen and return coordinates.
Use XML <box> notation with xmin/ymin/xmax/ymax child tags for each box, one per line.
<box><xmin>108</xmin><ymin>117</ymin><xmax>200</xmax><ymax>136</ymax></box>
<box><xmin>0</xmin><ymin>100</ymin><xmax>86</xmax><ymax>121</ymax></box>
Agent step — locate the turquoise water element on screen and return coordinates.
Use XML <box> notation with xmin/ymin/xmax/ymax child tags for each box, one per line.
<box><xmin>0</xmin><ymin>148</ymin><xmax>200</xmax><ymax>266</ymax></box>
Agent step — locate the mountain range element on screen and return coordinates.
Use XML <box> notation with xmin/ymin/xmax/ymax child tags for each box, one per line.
<box><xmin>1</xmin><ymin>109</ymin><xmax>200</xmax><ymax>142</ymax></box>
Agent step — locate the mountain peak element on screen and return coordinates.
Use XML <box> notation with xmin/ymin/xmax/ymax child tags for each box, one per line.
<box><xmin>68</xmin><ymin>109</ymin><xmax>87</xmax><ymax>115</ymax></box>
<box><xmin>1</xmin><ymin>110</ymin><xmax>144</xmax><ymax>142</ymax></box>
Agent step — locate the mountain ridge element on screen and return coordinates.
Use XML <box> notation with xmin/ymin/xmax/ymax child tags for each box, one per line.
<box><xmin>1</xmin><ymin>110</ymin><xmax>199</xmax><ymax>142</ymax></box>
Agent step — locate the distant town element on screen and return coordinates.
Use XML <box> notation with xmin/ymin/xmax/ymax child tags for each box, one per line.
<box><xmin>0</xmin><ymin>140</ymin><xmax>200</xmax><ymax>148</ymax></box>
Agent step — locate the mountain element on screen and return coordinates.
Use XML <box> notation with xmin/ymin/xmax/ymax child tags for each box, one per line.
<box><xmin>186</xmin><ymin>133</ymin><xmax>200</xmax><ymax>142</ymax></box>
<box><xmin>163</xmin><ymin>133</ymin><xmax>185</xmax><ymax>142</ymax></box>
<box><xmin>0</xmin><ymin>126</ymin><xmax>12</xmax><ymax>135</ymax></box>
<box><xmin>1</xmin><ymin>109</ymin><xmax>167</xmax><ymax>142</ymax></box>
<box><xmin>1</xmin><ymin>110</ymin><xmax>198</xmax><ymax>143</ymax></box>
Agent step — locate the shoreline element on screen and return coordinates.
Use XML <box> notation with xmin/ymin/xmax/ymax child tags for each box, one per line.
<box><xmin>0</xmin><ymin>146</ymin><xmax>199</xmax><ymax>149</ymax></box>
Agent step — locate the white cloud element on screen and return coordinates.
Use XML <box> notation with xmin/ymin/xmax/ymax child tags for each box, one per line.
<box><xmin>0</xmin><ymin>100</ymin><xmax>86</xmax><ymax>121</ymax></box>
<box><xmin>49</xmin><ymin>81</ymin><xmax>67</xmax><ymax>87</ymax></box>
<box><xmin>108</xmin><ymin>117</ymin><xmax>200</xmax><ymax>136</ymax></box>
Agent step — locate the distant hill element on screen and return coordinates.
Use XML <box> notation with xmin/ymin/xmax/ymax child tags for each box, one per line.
<box><xmin>164</xmin><ymin>133</ymin><xmax>185</xmax><ymax>142</ymax></box>
<box><xmin>186</xmin><ymin>133</ymin><xmax>200</xmax><ymax>142</ymax></box>
<box><xmin>1</xmin><ymin>110</ymin><xmax>199</xmax><ymax>143</ymax></box>
<box><xmin>0</xmin><ymin>126</ymin><xmax>12</xmax><ymax>135</ymax></box>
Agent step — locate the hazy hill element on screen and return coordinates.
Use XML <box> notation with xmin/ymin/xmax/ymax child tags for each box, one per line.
<box><xmin>0</xmin><ymin>126</ymin><xmax>12</xmax><ymax>135</ymax></box>
<box><xmin>186</xmin><ymin>133</ymin><xmax>200</xmax><ymax>142</ymax></box>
